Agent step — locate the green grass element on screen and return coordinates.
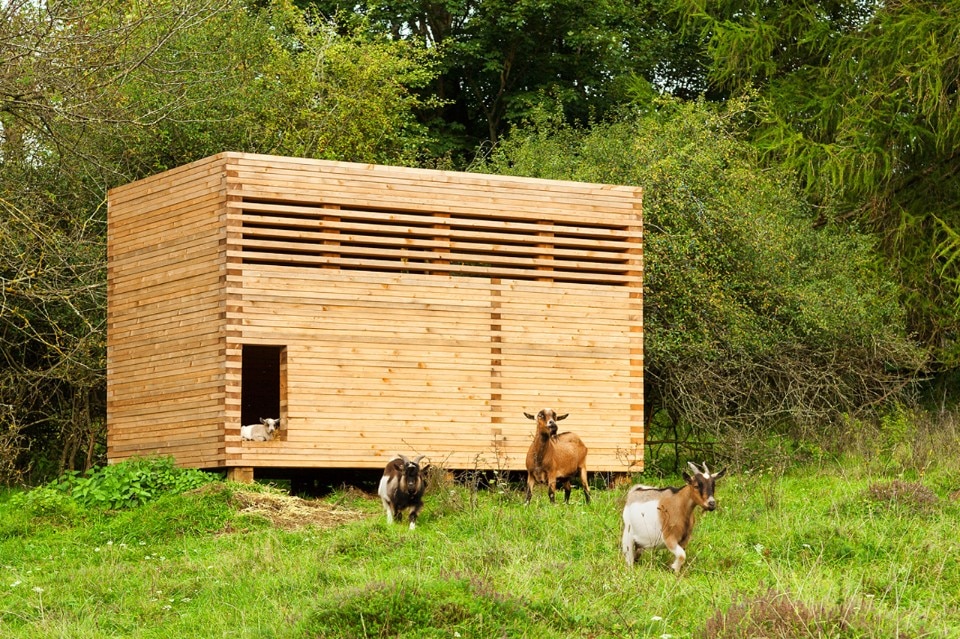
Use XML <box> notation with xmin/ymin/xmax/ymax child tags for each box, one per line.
<box><xmin>1</xmin><ymin>461</ymin><xmax>958</xmax><ymax>638</ymax></box>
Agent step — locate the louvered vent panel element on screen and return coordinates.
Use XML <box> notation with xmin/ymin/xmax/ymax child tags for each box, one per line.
<box><xmin>238</xmin><ymin>198</ymin><xmax>639</xmax><ymax>285</ymax></box>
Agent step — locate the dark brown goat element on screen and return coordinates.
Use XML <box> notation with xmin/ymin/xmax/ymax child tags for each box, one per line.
<box><xmin>378</xmin><ymin>455</ymin><xmax>428</xmax><ymax>529</ymax></box>
<box><xmin>524</xmin><ymin>408</ymin><xmax>590</xmax><ymax>504</ymax></box>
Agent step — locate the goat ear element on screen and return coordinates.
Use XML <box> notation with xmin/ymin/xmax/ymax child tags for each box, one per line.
<box><xmin>682</xmin><ymin>472</ymin><xmax>693</xmax><ymax>484</ymax></box>
<box><xmin>523</xmin><ymin>412</ymin><xmax>535</xmax><ymax>420</ymax></box>
<box><xmin>259</xmin><ymin>417</ymin><xmax>266</xmax><ymax>425</ymax></box>
<box><xmin>714</xmin><ymin>468</ymin><xmax>727</xmax><ymax>480</ymax></box>
<box><xmin>556</xmin><ymin>413</ymin><xmax>569</xmax><ymax>421</ymax></box>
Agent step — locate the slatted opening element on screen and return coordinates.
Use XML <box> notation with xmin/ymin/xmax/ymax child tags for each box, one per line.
<box><xmin>238</xmin><ymin>198</ymin><xmax>640</xmax><ymax>285</ymax></box>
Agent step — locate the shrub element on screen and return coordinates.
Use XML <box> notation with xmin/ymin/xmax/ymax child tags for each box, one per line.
<box><xmin>479</xmin><ymin>98</ymin><xmax>924</xmax><ymax>468</ymax></box>
<box><xmin>14</xmin><ymin>456</ymin><xmax>217</xmax><ymax>511</ymax></box>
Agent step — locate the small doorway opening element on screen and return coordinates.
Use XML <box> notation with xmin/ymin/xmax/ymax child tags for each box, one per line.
<box><xmin>241</xmin><ymin>345</ymin><xmax>286</xmax><ymax>437</ymax></box>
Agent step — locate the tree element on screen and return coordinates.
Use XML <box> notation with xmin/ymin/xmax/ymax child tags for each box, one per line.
<box><xmin>0</xmin><ymin>0</ymin><xmax>440</xmax><ymax>482</ymax></box>
<box><xmin>672</xmin><ymin>0</ymin><xmax>960</xmax><ymax>367</ymax></box>
<box><xmin>307</xmin><ymin>0</ymin><xmax>701</xmax><ymax>160</ymax></box>
<box><xmin>0</xmin><ymin>0</ymin><xmax>240</xmax><ymax>481</ymax></box>
<box><xmin>478</xmin><ymin>98</ymin><xmax>923</xmax><ymax>465</ymax></box>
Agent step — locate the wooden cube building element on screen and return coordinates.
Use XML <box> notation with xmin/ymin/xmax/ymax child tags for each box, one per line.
<box><xmin>107</xmin><ymin>152</ymin><xmax>643</xmax><ymax>480</ymax></box>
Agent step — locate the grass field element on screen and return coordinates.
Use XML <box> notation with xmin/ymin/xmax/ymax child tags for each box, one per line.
<box><xmin>1</xmin><ymin>456</ymin><xmax>958</xmax><ymax>638</ymax></box>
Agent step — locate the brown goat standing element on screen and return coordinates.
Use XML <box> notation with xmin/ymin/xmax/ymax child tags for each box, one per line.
<box><xmin>621</xmin><ymin>461</ymin><xmax>726</xmax><ymax>572</ymax></box>
<box><xmin>524</xmin><ymin>408</ymin><xmax>590</xmax><ymax>504</ymax></box>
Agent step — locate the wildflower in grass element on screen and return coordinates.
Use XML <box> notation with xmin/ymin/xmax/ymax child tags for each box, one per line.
<box><xmin>32</xmin><ymin>586</ymin><xmax>43</xmax><ymax>594</ymax></box>
<box><xmin>10</xmin><ymin>580</ymin><xmax>20</xmax><ymax>588</ymax></box>
<box><xmin>651</xmin><ymin>616</ymin><xmax>663</xmax><ymax>622</ymax></box>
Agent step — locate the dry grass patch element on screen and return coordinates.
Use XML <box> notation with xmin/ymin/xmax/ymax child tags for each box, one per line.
<box><xmin>866</xmin><ymin>480</ymin><xmax>938</xmax><ymax>512</ymax></box>
<box><xmin>698</xmin><ymin>590</ymin><xmax>917</xmax><ymax>639</ymax></box>
<box><xmin>195</xmin><ymin>483</ymin><xmax>373</xmax><ymax>530</ymax></box>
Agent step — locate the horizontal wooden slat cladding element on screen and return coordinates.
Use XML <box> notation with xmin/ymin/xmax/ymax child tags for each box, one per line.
<box><xmin>231</xmin><ymin>264</ymin><xmax>640</xmax><ymax>471</ymax></box>
<box><xmin>234</xmin><ymin>254</ymin><xmax>641</xmax><ymax>285</ymax></box>
<box><xmin>109</xmin><ymin>422</ymin><xmax>223</xmax><ymax>443</ymax></box>
<box><xmin>225</xmin><ymin>155</ymin><xmax>638</xmax><ymax>218</ymax></box>
<box><xmin>225</xmin><ymin>451</ymin><xmax>635</xmax><ymax>472</ymax></box>
<box><xmin>107</xmin><ymin>155</ymin><xmax>228</xmax><ymax>468</ymax></box>
<box><xmin>108</xmin><ymin>155</ymin><xmax>226</xmax><ymax>207</ymax></box>
<box><xmin>233</xmin><ymin>190</ymin><xmax>640</xmax><ymax>284</ymax></box>
<box><xmin>238</xmin><ymin>208</ymin><xmax>639</xmax><ymax>245</ymax></box>
<box><xmin>107</xmin><ymin>153</ymin><xmax>642</xmax><ymax>473</ymax></box>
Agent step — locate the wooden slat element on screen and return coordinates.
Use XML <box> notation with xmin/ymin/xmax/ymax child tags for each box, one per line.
<box><xmin>224</xmin><ymin>154</ymin><xmax>641</xmax><ymax>221</ymax></box>
<box><xmin>107</xmin><ymin>156</ymin><xmax>227</xmax><ymax>469</ymax></box>
<box><xmin>236</xmin><ymin>203</ymin><xmax>640</xmax><ymax>240</ymax></box>
<box><xmin>235</xmin><ymin>253</ymin><xmax>642</xmax><ymax>284</ymax></box>
<box><xmin>107</xmin><ymin>152</ymin><xmax>642</xmax><ymax>472</ymax></box>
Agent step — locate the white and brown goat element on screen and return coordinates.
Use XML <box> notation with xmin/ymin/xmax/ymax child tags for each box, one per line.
<box><xmin>240</xmin><ymin>417</ymin><xmax>280</xmax><ymax>442</ymax></box>
<box><xmin>378</xmin><ymin>455</ymin><xmax>428</xmax><ymax>529</ymax></box>
<box><xmin>524</xmin><ymin>409</ymin><xmax>590</xmax><ymax>504</ymax></box>
<box><xmin>621</xmin><ymin>461</ymin><xmax>726</xmax><ymax>573</ymax></box>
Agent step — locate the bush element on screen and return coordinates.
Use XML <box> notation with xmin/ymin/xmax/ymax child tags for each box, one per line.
<box><xmin>479</xmin><ymin>98</ymin><xmax>924</xmax><ymax>468</ymax></box>
<box><xmin>14</xmin><ymin>456</ymin><xmax>218</xmax><ymax>512</ymax></box>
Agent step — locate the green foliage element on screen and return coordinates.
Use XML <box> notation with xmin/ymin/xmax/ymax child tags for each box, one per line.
<box><xmin>301</xmin><ymin>577</ymin><xmax>573</xmax><ymax>638</ymax></box>
<box><xmin>310</xmin><ymin>0</ymin><xmax>701</xmax><ymax>158</ymax></box>
<box><xmin>102</xmin><ymin>483</ymin><xmax>239</xmax><ymax>541</ymax></box>
<box><xmin>91</xmin><ymin>0</ymin><xmax>439</xmax><ymax>176</ymax></box>
<box><xmin>673</xmin><ymin>0</ymin><xmax>960</xmax><ymax>366</ymax></box>
<box><xmin>0</xmin><ymin>0</ymin><xmax>443</xmax><ymax>481</ymax></box>
<box><xmin>14</xmin><ymin>457</ymin><xmax>217</xmax><ymax>512</ymax></box>
<box><xmin>478</xmin><ymin>98</ymin><xmax>923</xmax><ymax>456</ymax></box>
<box><xmin>3</xmin><ymin>486</ymin><xmax>83</xmax><ymax>531</ymax></box>
<box><xmin>3</xmin><ymin>452</ymin><xmax>960</xmax><ymax>637</ymax></box>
